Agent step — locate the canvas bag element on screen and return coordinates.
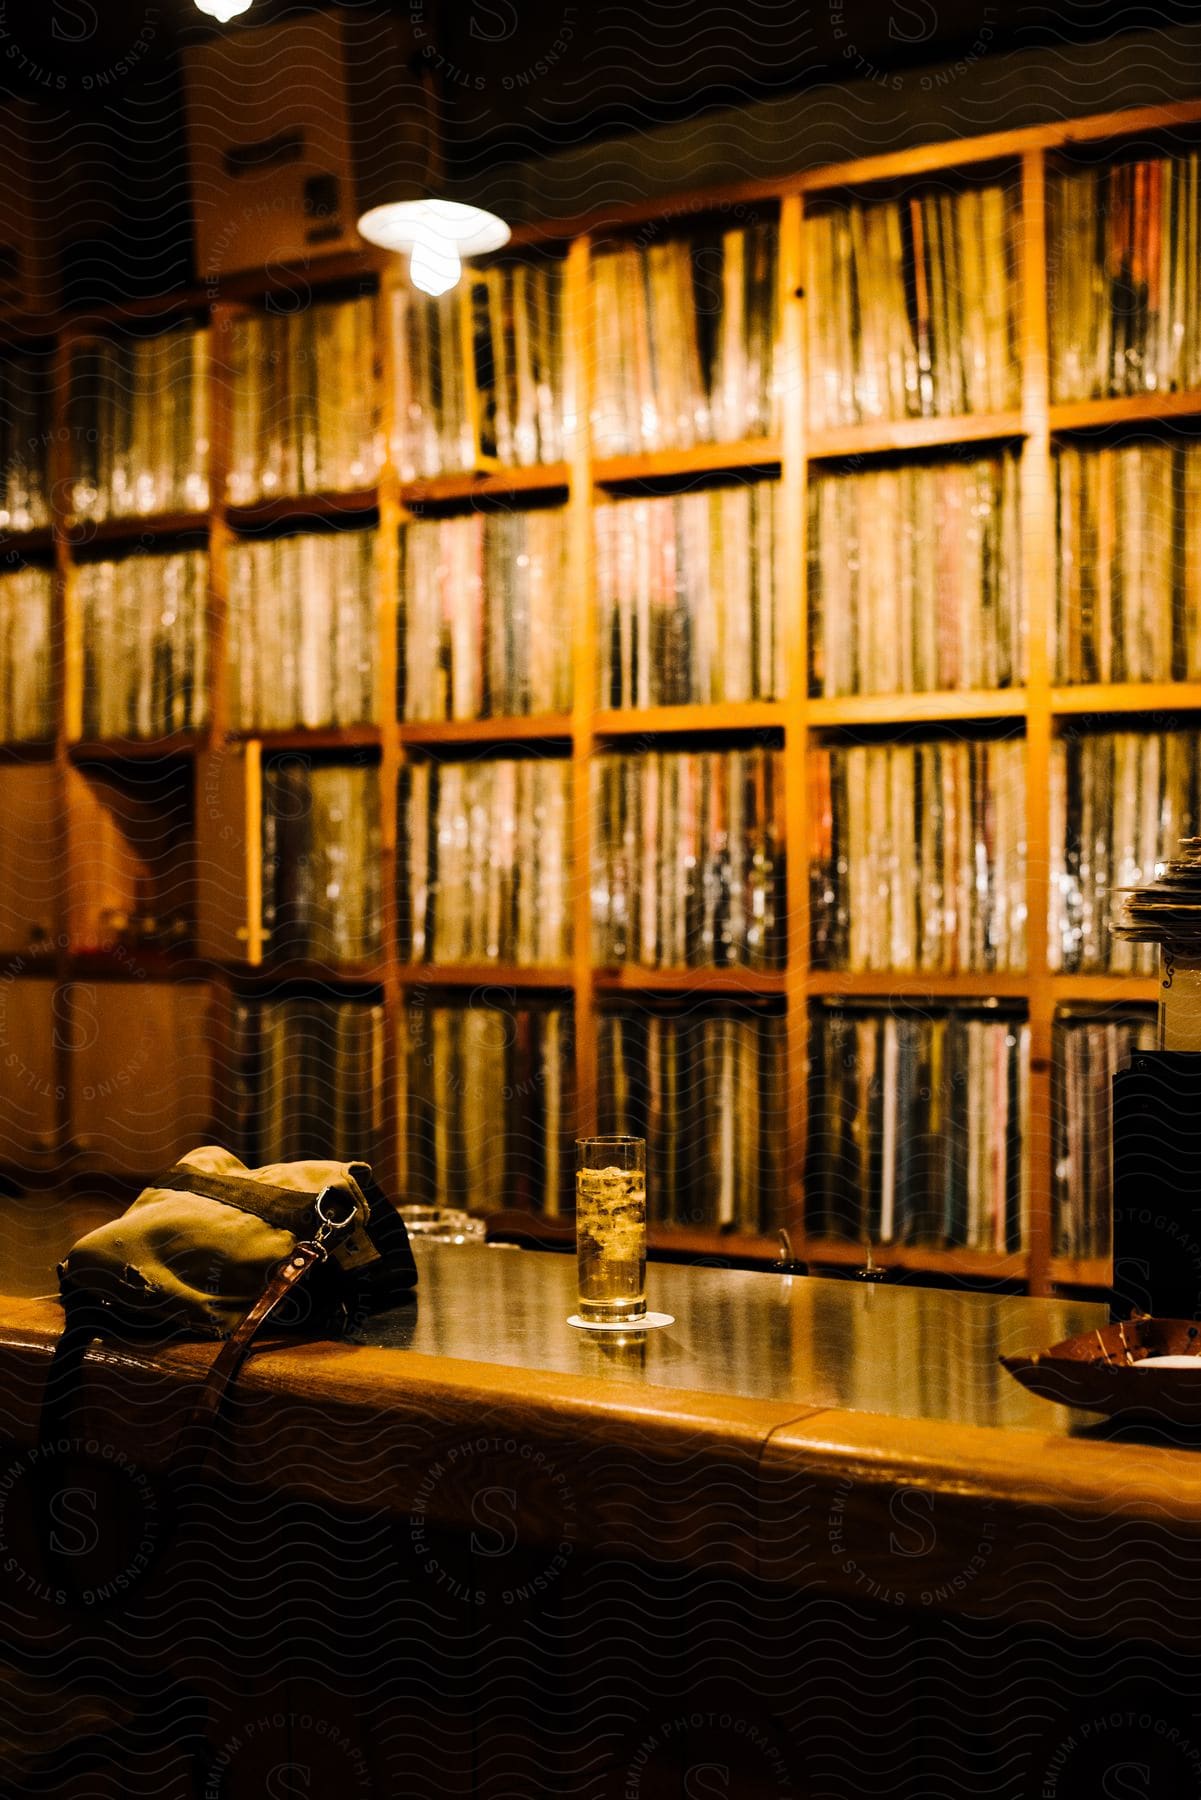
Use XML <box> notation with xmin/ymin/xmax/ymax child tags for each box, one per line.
<box><xmin>56</xmin><ymin>1144</ymin><xmax>417</xmax><ymax>1338</ymax></box>
<box><xmin>37</xmin><ymin>1145</ymin><xmax>418</xmax><ymax>1507</ymax></box>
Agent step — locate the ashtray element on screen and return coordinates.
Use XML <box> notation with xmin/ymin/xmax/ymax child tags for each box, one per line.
<box><xmin>1001</xmin><ymin>1316</ymin><xmax>1201</xmax><ymax>1424</ymax></box>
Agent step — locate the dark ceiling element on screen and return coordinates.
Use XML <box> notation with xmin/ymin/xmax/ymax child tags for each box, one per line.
<box><xmin>0</xmin><ymin>0</ymin><xmax>1195</xmax><ymax>302</ymax></box>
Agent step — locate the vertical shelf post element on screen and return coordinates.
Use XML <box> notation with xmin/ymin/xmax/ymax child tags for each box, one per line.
<box><xmin>376</xmin><ymin>263</ymin><xmax>406</xmax><ymax>1196</ymax></box>
<box><xmin>47</xmin><ymin>327</ymin><xmax>75</xmax><ymax>1165</ymax></box>
<box><xmin>1020</xmin><ymin>147</ymin><xmax>1055</xmax><ymax>1296</ymax></box>
<box><xmin>565</xmin><ymin>234</ymin><xmax>597</xmax><ymax>1142</ymax></box>
<box><xmin>779</xmin><ymin>193</ymin><xmax>810</xmax><ymax>1253</ymax></box>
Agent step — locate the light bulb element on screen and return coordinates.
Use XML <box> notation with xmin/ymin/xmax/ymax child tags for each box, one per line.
<box><xmin>357</xmin><ymin>199</ymin><xmax>510</xmax><ymax>297</ymax></box>
<box><xmin>408</xmin><ymin>224</ymin><xmax>461</xmax><ymax>298</ymax></box>
<box><xmin>194</xmin><ymin>0</ymin><xmax>253</xmax><ymax>19</ymax></box>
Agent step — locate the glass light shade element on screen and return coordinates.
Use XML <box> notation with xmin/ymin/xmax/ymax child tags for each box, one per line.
<box><xmin>357</xmin><ymin>199</ymin><xmax>511</xmax><ymax>295</ymax></box>
<box><xmin>194</xmin><ymin>0</ymin><xmax>253</xmax><ymax>18</ymax></box>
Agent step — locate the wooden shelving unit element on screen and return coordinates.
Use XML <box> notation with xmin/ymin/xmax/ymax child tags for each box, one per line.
<box><xmin>2</xmin><ymin>97</ymin><xmax>1199</xmax><ymax>1287</ymax></box>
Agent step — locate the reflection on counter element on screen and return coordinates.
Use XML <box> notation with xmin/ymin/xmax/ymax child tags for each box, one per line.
<box><xmin>351</xmin><ymin>1240</ymin><xmax>1102</xmax><ymax>1434</ymax></box>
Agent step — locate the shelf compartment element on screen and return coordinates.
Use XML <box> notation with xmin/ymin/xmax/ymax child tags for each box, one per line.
<box><xmin>221</xmin><ymin>958</ymin><xmax>386</xmax><ymax>990</ymax></box>
<box><xmin>71</xmin><ymin>510</ymin><xmax>209</xmax><ymax>547</ymax></box>
<box><xmin>1051</xmin><ymin>683</ymin><xmax>1201</xmax><ymax>716</ymax></box>
<box><xmin>0</xmin><ymin>763</ymin><xmax>58</xmax><ymax>955</ymax></box>
<box><xmin>0</xmin><ymin>528</ymin><xmax>54</xmax><ymax>554</ymax></box>
<box><xmin>64</xmin><ymin>979</ymin><xmax>214</xmax><ymax>1177</ymax></box>
<box><xmin>1050</xmin><ymin>974</ymin><xmax>1160</xmax><ymax>1003</ymax></box>
<box><xmin>0</xmin><ymin>739</ymin><xmax>55</xmax><ymax>762</ymax></box>
<box><xmin>803</xmin><ymin>1238</ymin><xmax>1027</xmax><ymax>1279</ymax></box>
<box><xmin>593</xmin><ymin>702</ymin><xmax>785</xmax><ymax>737</ymax></box>
<box><xmin>0</xmin><ymin>975</ymin><xmax>59</xmax><ymax>1167</ymax></box>
<box><xmin>808</xmin><ymin>690</ymin><xmax>1026</xmax><ymax>727</ymax></box>
<box><xmin>595</xmin><ymin>966</ymin><xmax>787</xmax><ymax>995</ymax></box>
<box><xmin>1049</xmin><ymin>390</ymin><xmax>1201</xmax><ymax>433</ymax></box>
<box><xmin>807</xmin><ymin>970</ymin><xmax>1031</xmax><ymax>999</ymax></box>
<box><xmin>225</xmin><ymin>487</ymin><xmax>380</xmax><ymax>532</ymax></box>
<box><xmin>593</xmin><ymin>439</ymin><xmax>781</xmax><ymax>486</ymax></box>
<box><xmin>65</xmin><ymin>757</ymin><xmax>196</xmax><ymax>959</ymax></box>
<box><xmin>229</xmin><ymin>725</ymin><xmax>382</xmax><ymax>752</ymax></box>
<box><xmin>806</xmin><ymin>411</ymin><xmax>1025</xmax><ymax>459</ymax></box>
<box><xmin>400</xmin><ymin>463</ymin><xmax>570</xmax><ymax>505</ymax></box>
<box><xmin>396</xmin><ymin>963</ymin><xmax>575</xmax><ymax>989</ymax></box>
<box><xmin>1050</xmin><ymin>1255</ymin><xmax>1112</xmax><ymax>1288</ymax></box>
<box><xmin>399</xmin><ymin>714</ymin><xmax>573</xmax><ymax>747</ymax></box>
<box><xmin>648</xmin><ymin>1226</ymin><xmax>784</xmax><ymax>1263</ymax></box>
<box><xmin>68</xmin><ymin>733</ymin><xmax>204</xmax><ymax>762</ymax></box>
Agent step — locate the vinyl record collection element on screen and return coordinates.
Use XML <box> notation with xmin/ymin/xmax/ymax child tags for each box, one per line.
<box><xmin>595</xmin><ymin>481</ymin><xmax>782</xmax><ymax>708</ymax></box>
<box><xmin>1052</xmin><ymin>1005</ymin><xmax>1157</xmax><ymax>1259</ymax></box>
<box><xmin>391</xmin><ymin>261</ymin><xmax>565</xmax><ymax>480</ymax></box>
<box><xmin>66</xmin><ymin>325</ymin><xmax>210</xmax><ymax>519</ymax></box>
<box><xmin>226</xmin><ymin>296</ymin><xmax>379</xmax><ymax>502</ymax></box>
<box><xmin>5</xmin><ymin>102</ymin><xmax>1199</xmax><ymax>1280</ymax></box>
<box><xmin>398</xmin><ymin>757</ymin><xmax>572</xmax><ymax>965</ymax></box>
<box><xmin>1050</xmin><ymin>727</ymin><xmax>1201</xmax><ymax>973</ymax></box>
<box><xmin>0</xmin><ymin>352</ymin><xmax>51</xmax><ymax>532</ymax></box>
<box><xmin>1054</xmin><ymin>439</ymin><xmax>1201</xmax><ymax>683</ymax></box>
<box><xmin>1048</xmin><ymin>150</ymin><xmax>1201</xmax><ymax>402</ymax></box>
<box><xmin>399</xmin><ymin>508</ymin><xmax>571</xmax><ymax>721</ymax></box>
<box><xmin>590</xmin><ymin>221</ymin><xmax>779</xmax><ymax>457</ymax></box>
<box><xmin>78</xmin><ymin>551</ymin><xmax>208</xmax><ymax>740</ymax></box>
<box><xmin>808</xmin><ymin>452</ymin><xmax>1024</xmax><ymax>696</ymax></box>
<box><xmin>0</xmin><ymin>567</ymin><xmax>53</xmax><ymax>742</ymax></box>
<box><xmin>228</xmin><ymin>996</ymin><xmax>386</xmax><ymax>1167</ymax></box>
<box><xmin>592</xmin><ymin>748</ymin><xmax>785</xmax><ymax>970</ymax></box>
<box><xmin>597</xmin><ymin>1003</ymin><xmax>786</xmax><ymax>1233</ymax></box>
<box><xmin>809</xmin><ymin>737</ymin><xmax>1027</xmax><ymax>972</ymax></box>
<box><xmin>806</xmin><ymin>181</ymin><xmax>1020</xmax><ymax>427</ymax></box>
<box><xmin>400</xmin><ymin>996</ymin><xmax>574</xmax><ymax>1215</ymax></box>
<box><xmin>226</xmin><ymin>529</ymin><xmax>376</xmax><ymax>729</ymax></box>
<box><xmin>806</xmin><ymin>1002</ymin><xmax>1029</xmax><ymax>1253</ymax></box>
<box><xmin>261</xmin><ymin>760</ymin><xmax>383</xmax><ymax>966</ymax></box>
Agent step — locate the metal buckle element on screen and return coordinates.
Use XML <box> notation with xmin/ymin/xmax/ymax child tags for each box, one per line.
<box><xmin>314</xmin><ymin>1185</ymin><xmax>358</xmax><ymax>1233</ymax></box>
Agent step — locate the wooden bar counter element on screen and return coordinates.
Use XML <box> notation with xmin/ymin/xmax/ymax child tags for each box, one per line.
<box><xmin>1</xmin><ymin>1240</ymin><xmax>1200</xmax><ymax>1797</ymax></box>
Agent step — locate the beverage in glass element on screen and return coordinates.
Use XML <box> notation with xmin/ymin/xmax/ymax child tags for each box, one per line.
<box><xmin>575</xmin><ymin>1136</ymin><xmax>647</xmax><ymax>1323</ymax></box>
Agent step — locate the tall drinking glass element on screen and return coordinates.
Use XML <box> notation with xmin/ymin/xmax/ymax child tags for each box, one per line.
<box><xmin>575</xmin><ymin>1136</ymin><xmax>647</xmax><ymax>1323</ymax></box>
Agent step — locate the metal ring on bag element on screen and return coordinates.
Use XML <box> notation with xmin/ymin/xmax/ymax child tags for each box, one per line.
<box><xmin>314</xmin><ymin>1185</ymin><xmax>358</xmax><ymax>1230</ymax></box>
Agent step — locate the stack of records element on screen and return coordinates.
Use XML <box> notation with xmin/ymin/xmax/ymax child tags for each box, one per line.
<box><xmin>399</xmin><ymin>509</ymin><xmax>571</xmax><ymax>721</ymax></box>
<box><xmin>67</xmin><ymin>325</ymin><xmax>210</xmax><ymax>519</ymax></box>
<box><xmin>807</xmin><ymin>1001</ymin><xmax>1028</xmax><ymax>1253</ymax></box>
<box><xmin>230</xmin><ymin>997</ymin><xmax>386</xmax><ymax>1167</ymax></box>
<box><xmin>592</xmin><ymin>748</ymin><xmax>785</xmax><ymax>970</ymax></box>
<box><xmin>261</xmin><ymin>761</ymin><xmax>383</xmax><ymax>966</ymax></box>
<box><xmin>400</xmin><ymin>996</ymin><xmax>574</xmax><ymax>1215</ymax></box>
<box><xmin>226</xmin><ymin>530</ymin><xmax>376</xmax><ymax>730</ymax></box>
<box><xmin>227</xmin><ymin>297</ymin><xmax>379</xmax><ymax>502</ymax></box>
<box><xmin>597</xmin><ymin>1002</ymin><xmax>786</xmax><ymax>1234</ymax></box>
<box><xmin>79</xmin><ymin>552</ymin><xmax>209</xmax><ymax>739</ymax></box>
<box><xmin>399</xmin><ymin>757</ymin><xmax>572</xmax><ymax>965</ymax></box>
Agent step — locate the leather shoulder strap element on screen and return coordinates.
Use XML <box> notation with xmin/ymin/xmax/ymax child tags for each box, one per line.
<box><xmin>149</xmin><ymin>1164</ymin><xmax>317</xmax><ymax>1231</ymax></box>
<box><xmin>173</xmin><ymin>1243</ymin><xmax>327</xmax><ymax>1483</ymax></box>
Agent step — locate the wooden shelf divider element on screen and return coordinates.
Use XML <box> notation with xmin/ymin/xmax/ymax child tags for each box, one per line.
<box><xmin>398</xmin><ymin>714</ymin><xmax>573</xmax><ymax>747</ymax></box>
<box><xmin>807</xmin><ymin>410</ymin><xmax>1025</xmax><ymax>459</ymax></box>
<box><xmin>808</xmin><ymin>690</ymin><xmax>1026</xmax><ymax>728</ymax></box>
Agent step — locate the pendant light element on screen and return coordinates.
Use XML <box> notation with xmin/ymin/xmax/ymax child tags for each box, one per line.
<box><xmin>358</xmin><ymin>199</ymin><xmax>509</xmax><ymax>297</ymax></box>
<box><xmin>355</xmin><ymin>52</ymin><xmax>509</xmax><ymax>296</ymax></box>
<box><xmin>193</xmin><ymin>0</ymin><xmax>253</xmax><ymax>19</ymax></box>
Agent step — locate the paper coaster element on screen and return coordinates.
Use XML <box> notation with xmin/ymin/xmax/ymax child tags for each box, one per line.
<box><xmin>567</xmin><ymin>1311</ymin><xmax>675</xmax><ymax>1331</ymax></box>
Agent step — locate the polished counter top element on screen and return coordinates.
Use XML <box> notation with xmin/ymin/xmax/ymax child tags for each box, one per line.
<box><xmin>356</xmin><ymin>1241</ymin><xmax>1104</xmax><ymax>1435</ymax></box>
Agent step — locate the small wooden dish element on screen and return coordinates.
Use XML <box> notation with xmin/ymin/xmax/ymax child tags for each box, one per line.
<box><xmin>1001</xmin><ymin>1317</ymin><xmax>1201</xmax><ymax>1425</ymax></box>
